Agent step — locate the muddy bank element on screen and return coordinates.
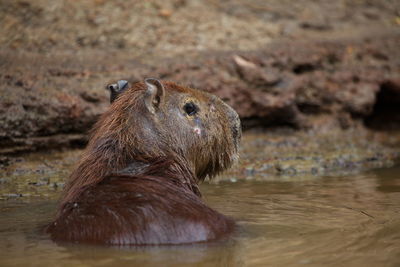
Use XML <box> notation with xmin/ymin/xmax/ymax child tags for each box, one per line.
<box><xmin>1</xmin><ymin>32</ymin><xmax>400</xmax><ymax>154</ymax></box>
<box><xmin>219</xmin><ymin>128</ymin><xmax>400</xmax><ymax>182</ymax></box>
<box><xmin>1</xmin><ymin>129</ymin><xmax>399</xmax><ymax>200</ymax></box>
<box><xmin>1</xmin><ymin>0</ymin><xmax>400</xmax><ymax>185</ymax></box>
<box><xmin>1</xmin><ymin>0</ymin><xmax>400</xmax><ymax>154</ymax></box>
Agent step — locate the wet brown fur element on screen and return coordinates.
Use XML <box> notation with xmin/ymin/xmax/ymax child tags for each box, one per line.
<box><xmin>47</xmin><ymin>80</ymin><xmax>241</xmax><ymax>245</ymax></box>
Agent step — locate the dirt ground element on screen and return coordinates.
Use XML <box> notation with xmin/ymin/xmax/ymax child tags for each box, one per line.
<box><xmin>1</xmin><ymin>0</ymin><xmax>399</xmax><ymax>57</ymax></box>
<box><xmin>0</xmin><ymin>0</ymin><xmax>399</xmax><ymax>155</ymax></box>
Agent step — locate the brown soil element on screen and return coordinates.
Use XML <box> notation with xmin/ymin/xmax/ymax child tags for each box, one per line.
<box><xmin>0</xmin><ymin>0</ymin><xmax>400</xmax><ymax>154</ymax></box>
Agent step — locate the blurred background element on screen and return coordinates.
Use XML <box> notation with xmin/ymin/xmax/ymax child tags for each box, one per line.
<box><xmin>0</xmin><ymin>1</ymin><xmax>400</xmax><ymax>266</ymax></box>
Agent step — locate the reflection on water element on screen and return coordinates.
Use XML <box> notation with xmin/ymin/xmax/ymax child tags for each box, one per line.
<box><xmin>1</xmin><ymin>166</ymin><xmax>400</xmax><ymax>266</ymax></box>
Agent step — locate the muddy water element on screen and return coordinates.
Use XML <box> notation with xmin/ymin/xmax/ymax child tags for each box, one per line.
<box><xmin>1</xmin><ymin>164</ymin><xmax>399</xmax><ymax>267</ymax></box>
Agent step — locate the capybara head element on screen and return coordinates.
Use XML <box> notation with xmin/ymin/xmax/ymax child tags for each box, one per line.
<box><xmin>101</xmin><ymin>78</ymin><xmax>241</xmax><ymax>180</ymax></box>
<box><xmin>61</xmin><ymin>78</ymin><xmax>241</xmax><ymax>205</ymax></box>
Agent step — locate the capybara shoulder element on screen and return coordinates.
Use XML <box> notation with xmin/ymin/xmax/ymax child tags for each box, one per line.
<box><xmin>47</xmin><ymin>78</ymin><xmax>241</xmax><ymax>246</ymax></box>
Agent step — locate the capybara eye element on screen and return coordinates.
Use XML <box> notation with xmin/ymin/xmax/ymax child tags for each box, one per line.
<box><xmin>184</xmin><ymin>102</ymin><xmax>198</xmax><ymax>116</ymax></box>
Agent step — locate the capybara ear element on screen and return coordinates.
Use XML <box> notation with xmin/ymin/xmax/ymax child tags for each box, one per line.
<box><xmin>106</xmin><ymin>80</ymin><xmax>129</xmax><ymax>103</ymax></box>
<box><xmin>144</xmin><ymin>78</ymin><xmax>165</xmax><ymax>114</ymax></box>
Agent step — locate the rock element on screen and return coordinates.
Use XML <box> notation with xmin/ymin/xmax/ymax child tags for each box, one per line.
<box><xmin>233</xmin><ymin>55</ymin><xmax>281</xmax><ymax>86</ymax></box>
<box><xmin>0</xmin><ymin>33</ymin><xmax>399</xmax><ymax>154</ymax></box>
<box><xmin>2</xmin><ymin>193</ymin><xmax>22</xmax><ymax>198</ymax></box>
<box><xmin>158</xmin><ymin>9</ymin><xmax>172</xmax><ymax>18</ymax></box>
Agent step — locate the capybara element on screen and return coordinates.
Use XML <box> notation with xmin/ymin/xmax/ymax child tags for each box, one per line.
<box><xmin>46</xmin><ymin>78</ymin><xmax>241</xmax><ymax>245</ymax></box>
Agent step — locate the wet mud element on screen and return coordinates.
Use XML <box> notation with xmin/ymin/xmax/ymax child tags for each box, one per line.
<box><xmin>1</xmin><ymin>129</ymin><xmax>399</xmax><ymax>200</ymax></box>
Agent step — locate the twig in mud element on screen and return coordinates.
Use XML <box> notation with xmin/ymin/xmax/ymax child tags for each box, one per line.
<box><xmin>342</xmin><ymin>205</ymin><xmax>375</xmax><ymax>219</ymax></box>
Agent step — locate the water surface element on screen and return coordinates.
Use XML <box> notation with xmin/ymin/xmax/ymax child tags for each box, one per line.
<box><xmin>1</xmin><ymin>165</ymin><xmax>399</xmax><ymax>266</ymax></box>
